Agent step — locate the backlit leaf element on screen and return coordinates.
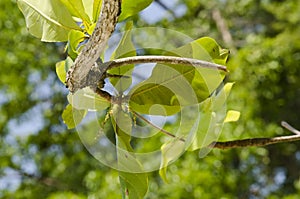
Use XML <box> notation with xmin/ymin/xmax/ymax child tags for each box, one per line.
<box><xmin>17</xmin><ymin>0</ymin><xmax>81</xmax><ymax>42</ymax></box>
<box><xmin>129</xmin><ymin>37</ymin><xmax>227</xmax><ymax>116</ymax></box>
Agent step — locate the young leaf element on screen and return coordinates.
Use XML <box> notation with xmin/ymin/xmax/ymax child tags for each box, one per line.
<box><xmin>55</xmin><ymin>57</ymin><xmax>74</xmax><ymax>84</ymax></box>
<box><xmin>92</xmin><ymin>0</ymin><xmax>102</xmax><ymax>22</ymax></box>
<box><xmin>62</xmin><ymin>104</ymin><xmax>86</xmax><ymax>129</ymax></box>
<box><xmin>109</xmin><ymin>22</ymin><xmax>135</xmax><ymax>92</ymax></box>
<box><xmin>67</xmin><ymin>30</ymin><xmax>86</xmax><ymax>60</ymax></box>
<box><xmin>58</xmin><ymin>0</ymin><xmax>91</xmax><ymax>25</ymax></box>
<box><xmin>224</xmin><ymin>110</ymin><xmax>240</xmax><ymax>123</ymax></box>
<box><xmin>17</xmin><ymin>0</ymin><xmax>81</xmax><ymax>42</ymax></box>
<box><xmin>118</xmin><ymin>0</ymin><xmax>154</xmax><ymax>21</ymax></box>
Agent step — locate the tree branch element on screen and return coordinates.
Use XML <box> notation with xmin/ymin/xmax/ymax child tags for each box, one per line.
<box><xmin>130</xmin><ymin>114</ymin><xmax>300</xmax><ymax>150</ymax></box>
<box><xmin>66</xmin><ymin>0</ymin><xmax>121</xmax><ymax>93</ymax></box>
<box><xmin>209</xmin><ymin>121</ymin><xmax>300</xmax><ymax>149</ymax></box>
<box><xmin>105</xmin><ymin>55</ymin><xmax>228</xmax><ymax>72</ymax></box>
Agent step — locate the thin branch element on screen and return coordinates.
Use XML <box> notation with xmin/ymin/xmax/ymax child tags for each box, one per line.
<box><xmin>132</xmin><ymin>110</ymin><xmax>185</xmax><ymax>142</ymax></box>
<box><xmin>129</xmin><ymin>113</ymin><xmax>300</xmax><ymax>149</ymax></box>
<box><xmin>66</xmin><ymin>0</ymin><xmax>121</xmax><ymax>93</ymax></box>
<box><xmin>281</xmin><ymin>121</ymin><xmax>300</xmax><ymax>135</ymax></box>
<box><xmin>209</xmin><ymin>134</ymin><xmax>300</xmax><ymax>149</ymax></box>
<box><xmin>105</xmin><ymin>55</ymin><xmax>228</xmax><ymax>72</ymax></box>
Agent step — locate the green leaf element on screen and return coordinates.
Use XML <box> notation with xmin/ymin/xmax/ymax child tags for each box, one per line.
<box><xmin>58</xmin><ymin>0</ymin><xmax>91</xmax><ymax>25</ymax></box>
<box><xmin>118</xmin><ymin>0</ymin><xmax>154</xmax><ymax>21</ymax></box>
<box><xmin>224</xmin><ymin>110</ymin><xmax>240</xmax><ymax>123</ymax></box>
<box><xmin>109</xmin><ymin>22</ymin><xmax>135</xmax><ymax>92</ymax></box>
<box><xmin>196</xmin><ymin>37</ymin><xmax>230</xmax><ymax>65</ymax></box>
<box><xmin>92</xmin><ymin>0</ymin><xmax>102</xmax><ymax>22</ymax></box>
<box><xmin>62</xmin><ymin>104</ymin><xmax>86</xmax><ymax>129</ymax></box>
<box><xmin>67</xmin><ymin>30</ymin><xmax>86</xmax><ymax>59</ymax></box>
<box><xmin>55</xmin><ymin>57</ymin><xmax>74</xmax><ymax>84</ymax></box>
<box><xmin>129</xmin><ymin>37</ymin><xmax>227</xmax><ymax>116</ymax></box>
<box><xmin>110</xmin><ymin>104</ymin><xmax>148</xmax><ymax>199</ymax></box>
<box><xmin>82</xmin><ymin>0</ymin><xmax>94</xmax><ymax>23</ymax></box>
<box><xmin>159</xmin><ymin>139</ymin><xmax>185</xmax><ymax>183</ymax></box>
<box><xmin>188</xmin><ymin>82</ymin><xmax>235</xmax><ymax>151</ymax></box>
<box><xmin>67</xmin><ymin>87</ymin><xmax>110</xmax><ymax>111</ymax></box>
<box><xmin>17</xmin><ymin>0</ymin><xmax>81</xmax><ymax>42</ymax></box>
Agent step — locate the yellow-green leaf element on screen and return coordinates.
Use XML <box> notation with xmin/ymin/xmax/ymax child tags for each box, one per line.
<box><xmin>17</xmin><ymin>0</ymin><xmax>81</xmax><ymax>42</ymax></box>
<box><xmin>224</xmin><ymin>110</ymin><xmax>240</xmax><ymax>123</ymax></box>
<box><xmin>62</xmin><ymin>104</ymin><xmax>86</xmax><ymax>129</ymax></box>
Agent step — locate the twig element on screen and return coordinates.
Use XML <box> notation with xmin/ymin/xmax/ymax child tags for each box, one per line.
<box><xmin>105</xmin><ymin>55</ymin><xmax>228</xmax><ymax>72</ymax></box>
<box><xmin>209</xmin><ymin>134</ymin><xmax>300</xmax><ymax>149</ymax></box>
<box><xmin>66</xmin><ymin>0</ymin><xmax>121</xmax><ymax>93</ymax></box>
<box><xmin>132</xmin><ymin>110</ymin><xmax>185</xmax><ymax>142</ymax></box>
<box><xmin>281</xmin><ymin>121</ymin><xmax>300</xmax><ymax>135</ymax></box>
<box><xmin>129</xmin><ymin>113</ymin><xmax>300</xmax><ymax>149</ymax></box>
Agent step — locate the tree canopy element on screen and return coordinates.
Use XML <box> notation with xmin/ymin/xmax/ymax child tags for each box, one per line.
<box><xmin>1</xmin><ymin>0</ymin><xmax>300</xmax><ymax>198</ymax></box>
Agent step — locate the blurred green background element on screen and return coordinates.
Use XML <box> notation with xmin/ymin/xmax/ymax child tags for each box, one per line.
<box><xmin>1</xmin><ymin>0</ymin><xmax>300</xmax><ymax>198</ymax></box>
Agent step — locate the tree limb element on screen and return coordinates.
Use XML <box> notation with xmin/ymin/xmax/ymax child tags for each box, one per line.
<box><xmin>130</xmin><ymin>114</ymin><xmax>300</xmax><ymax>150</ymax></box>
<box><xmin>105</xmin><ymin>55</ymin><xmax>228</xmax><ymax>72</ymax></box>
<box><xmin>66</xmin><ymin>0</ymin><xmax>121</xmax><ymax>93</ymax></box>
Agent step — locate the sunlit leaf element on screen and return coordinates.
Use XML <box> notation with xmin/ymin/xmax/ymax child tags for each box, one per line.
<box><xmin>129</xmin><ymin>37</ymin><xmax>227</xmax><ymax>116</ymax></box>
<box><xmin>92</xmin><ymin>0</ymin><xmax>102</xmax><ymax>22</ymax></box>
<box><xmin>17</xmin><ymin>0</ymin><xmax>81</xmax><ymax>42</ymax></box>
<box><xmin>58</xmin><ymin>0</ymin><xmax>91</xmax><ymax>25</ymax></box>
<box><xmin>67</xmin><ymin>30</ymin><xmax>86</xmax><ymax>59</ymax></box>
<box><xmin>62</xmin><ymin>104</ymin><xmax>86</xmax><ymax>129</ymax></box>
<box><xmin>67</xmin><ymin>87</ymin><xmax>110</xmax><ymax>111</ymax></box>
<box><xmin>55</xmin><ymin>57</ymin><xmax>74</xmax><ymax>84</ymax></box>
<box><xmin>118</xmin><ymin>0</ymin><xmax>154</xmax><ymax>21</ymax></box>
<box><xmin>224</xmin><ymin>110</ymin><xmax>240</xmax><ymax>123</ymax></box>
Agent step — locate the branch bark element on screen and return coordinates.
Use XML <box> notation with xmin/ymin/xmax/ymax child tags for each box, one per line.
<box><xmin>105</xmin><ymin>55</ymin><xmax>228</xmax><ymax>72</ymax></box>
<box><xmin>133</xmin><ymin>114</ymin><xmax>300</xmax><ymax>150</ymax></box>
<box><xmin>66</xmin><ymin>0</ymin><xmax>121</xmax><ymax>93</ymax></box>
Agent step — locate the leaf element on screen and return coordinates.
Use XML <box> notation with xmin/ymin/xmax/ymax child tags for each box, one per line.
<box><xmin>129</xmin><ymin>37</ymin><xmax>228</xmax><ymax>116</ymax></box>
<box><xmin>67</xmin><ymin>87</ymin><xmax>110</xmax><ymax>111</ymax></box>
<box><xmin>62</xmin><ymin>104</ymin><xmax>86</xmax><ymax>129</ymax></box>
<box><xmin>110</xmin><ymin>104</ymin><xmax>148</xmax><ymax>199</ymax></box>
<box><xmin>67</xmin><ymin>30</ymin><xmax>86</xmax><ymax>59</ymax></box>
<box><xmin>109</xmin><ymin>22</ymin><xmax>136</xmax><ymax>92</ymax></box>
<box><xmin>188</xmin><ymin>82</ymin><xmax>235</xmax><ymax>151</ymax></box>
<box><xmin>196</xmin><ymin>37</ymin><xmax>230</xmax><ymax>65</ymax></box>
<box><xmin>82</xmin><ymin>0</ymin><xmax>94</xmax><ymax>23</ymax></box>
<box><xmin>118</xmin><ymin>0</ymin><xmax>154</xmax><ymax>21</ymax></box>
<box><xmin>55</xmin><ymin>57</ymin><xmax>73</xmax><ymax>84</ymax></box>
<box><xmin>92</xmin><ymin>0</ymin><xmax>102</xmax><ymax>22</ymax></box>
<box><xmin>17</xmin><ymin>0</ymin><xmax>81</xmax><ymax>42</ymax></box>
<box><xmin>224</xmin><ymin>110</ymin><xmax>240</xmax><ymax>123</ymax></box>
<box><xmin>58</xmin><ymin>0</ymin><xmax>91</xmax><ymax>25</ymax></box>
<box><xmin>159</xmin><ymin>139</ymin><xmax>185</xmax><ymax>183</ymax></box>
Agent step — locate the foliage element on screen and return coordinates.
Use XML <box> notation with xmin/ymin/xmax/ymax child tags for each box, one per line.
<box><xmin>1</xmin><ymin>0</ymin><xmax>299</xmax><ymax>198</ymax></box>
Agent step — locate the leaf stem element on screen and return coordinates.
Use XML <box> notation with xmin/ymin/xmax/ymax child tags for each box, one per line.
<box><xmin>132</xmin><ymin>111</ymin><xmax>186</xmax><ymax>142</ymax></box>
